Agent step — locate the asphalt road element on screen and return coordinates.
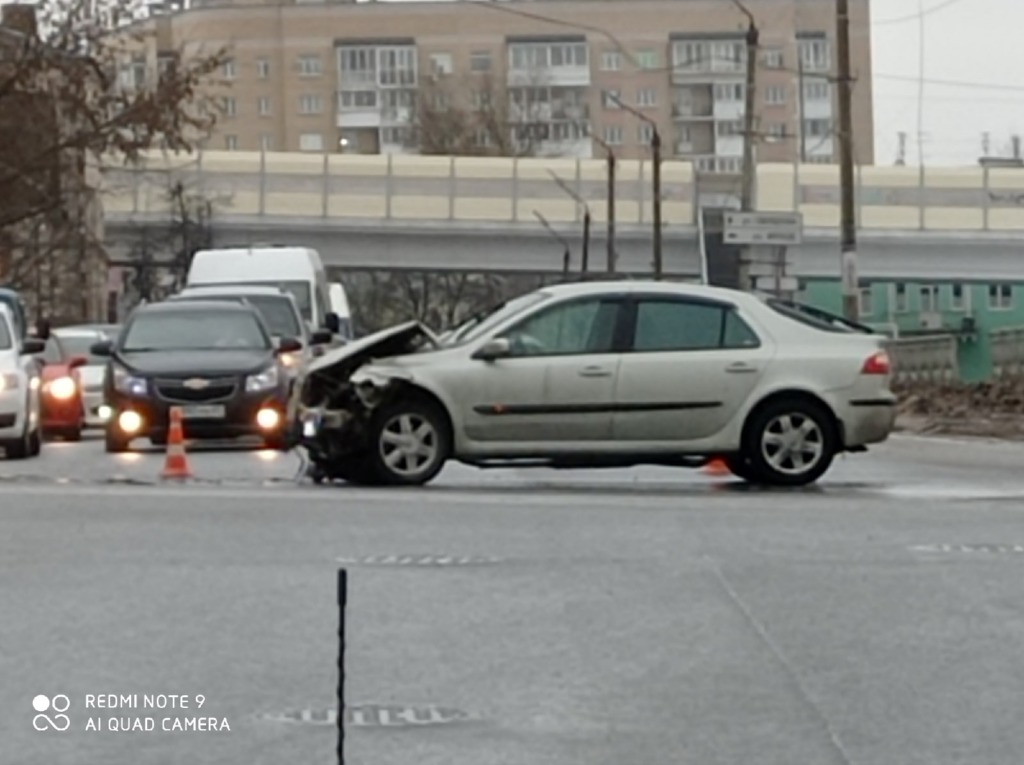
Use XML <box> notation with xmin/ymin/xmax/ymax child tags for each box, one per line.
<box><xmin>4</xmin><ymin>432</ymin><xmax>1024</xmax><ymax>765</ymax></box>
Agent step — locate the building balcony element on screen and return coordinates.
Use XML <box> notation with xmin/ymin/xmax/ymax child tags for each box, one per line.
<box><xmin>673</xmin><ymin>103</ymin><xmax>714</xmax><ymax>120</ymax></box>
<box><xmin>507</xmin><ymin>65</ymin><xmax>590</xmax><ymax>89</ymax></box>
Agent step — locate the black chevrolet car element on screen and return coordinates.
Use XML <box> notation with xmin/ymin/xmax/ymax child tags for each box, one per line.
<box><xmin>91</xmin><ymin>300</ymin><xmax>302</xmax><ymax>453</ymax></box>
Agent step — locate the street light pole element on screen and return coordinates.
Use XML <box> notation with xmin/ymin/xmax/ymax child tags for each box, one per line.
<box><xmin>836</xmin><ymin>0</ymin><xmax>859</xmax><ymax>321</ymax></box>
<box><xmin>733</xmin><ymin>0</ymin><xmax>759</xmax><ymax>292</ymax></box>
<box><xmin>533</xmin><ymin>210</ymin><xmax>572</xmax><ymax>276</ymax></box>
<box><xmin>593</xmin><ymin>134</ymin><xmax>617</xmax><ymax>274</ymax></box>
<box><xmin>608</xmin><ymin>93</ymin><xmax>661</xmax><ymax>279</ymax></box>
<box><xmin>548</xmin><ymin>171</ymin><xmax>592</xmax><ymax>277</ymax></box>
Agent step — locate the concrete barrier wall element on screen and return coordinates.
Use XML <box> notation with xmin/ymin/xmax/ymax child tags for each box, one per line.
<box><xmin>887</xmin><ymin>335</ymin><xmax>959</xmax><ymax>384</ymax></box>
<box><xmin>990</xmin><ymin>326</ymin><xmax>1024</xmax><ymax>377</ymax></box>
<box><xmin>101</xmin><ymin>149</ymin><xmax>1024</xmax><ymax>231</ymax></box>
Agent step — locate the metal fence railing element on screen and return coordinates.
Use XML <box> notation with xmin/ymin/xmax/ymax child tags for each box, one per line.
<box><xmin>887</xmin><ymin>335</ymin><xmax>959</xmax><ymax>384</ymax></box>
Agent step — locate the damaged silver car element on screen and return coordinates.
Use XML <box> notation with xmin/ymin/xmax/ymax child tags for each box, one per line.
<box><xmin>292</xmin><ymin>281</ymin><xmax>896</xmax><ymax>488</ymax></box>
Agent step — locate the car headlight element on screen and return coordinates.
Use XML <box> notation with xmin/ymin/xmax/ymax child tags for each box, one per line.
<box><xmin>279</xmin><ymin>352</ymin><xmax>301</xmax><ymax>369</ymax></box>
<box><xmin>0</xmin><ymin>372</ymin><xmax>18</xmax><ymax>391</ymax></box>
<box><xmin>45</xmin><ymin>376</ymin><xmax>77</xmax><ymax>400</ymax></box>
<box><xmin>246</xmin><ymin>365</ymin><xmax>279</xmax><ymax>392</ymax></box>
<box><xmin>113</xmin><ymin>366</ymin><xmax>147</xmax><ymax>396</ymax></box>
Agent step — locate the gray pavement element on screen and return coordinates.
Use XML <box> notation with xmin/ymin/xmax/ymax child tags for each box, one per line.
<box><xmin>4</xmin><ymin>433</ymin><xmax>1024</xmax><ymax>764</ymax></box>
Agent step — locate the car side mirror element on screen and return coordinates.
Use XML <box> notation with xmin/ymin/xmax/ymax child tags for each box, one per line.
<box><xmin>310</xmin><ymin>329</ymin><xmax>333</xmax><ymax>345</ymax></box>
<box><xmin>68</xmin><ymin>354</ymin><xmax>88</xmax><ymax>369</ymax></box>
<box><xmin>90</xmin><ymin>340</ymin><xmax>112</xmax><ymax>357</ymax></box>
<box><xmin>276</xmin><ymin>336</ymin><xmax>303</xmax><ymax>354</ymax></box>
<box><xmin>324</xmin><ymin>312</ymin><xmax>340</xmax><ymax>334</ymax></box>
<box><xmin>474</xmin><ymin>337</ymin><xmax>511</xmax><ymax>361</ymax></box>
<box><xmin>20</xmin><ymin>338</ymin><xmax>45</xmax><ymax>355</ymax></box>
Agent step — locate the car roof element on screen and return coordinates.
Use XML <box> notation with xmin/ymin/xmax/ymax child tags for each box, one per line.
<box><xmin>136</xmin><ymin>299</ymin><xmax>260</xmax><ymax>314</ymax></box>
<box><xmin>54</xmin><ymin>327</ymin><xmax>104</xmax><ymax>337</ymax></box>
<box><xmin>535</xmin><ymin>279</ymin><xmax>762</xmax><ymax>306</ymax></box>
<box><xmin>177</xmin><ymin>285</ymin><xmax>290</xmax><ymax>297</ymax></box>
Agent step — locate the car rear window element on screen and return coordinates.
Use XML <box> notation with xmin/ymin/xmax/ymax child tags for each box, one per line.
<box><xmin>764</xmin><ymin>298</ymin><xmax>874</xmax><ymax>334</ymax></box>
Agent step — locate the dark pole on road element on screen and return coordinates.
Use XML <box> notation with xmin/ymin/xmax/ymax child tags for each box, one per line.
<box><xmin>337</xmin><ymin>568</ymin><xmax>347</xmax><ymax>765</ymax></box>
<box><xmin>593</xmin><ymin>134</ymin><xmax>617</xmax><ymax>273</ymax></box>
<box><xmin>548</xmin><ymin>171</ymin><xmax>592</xmax><ymax>277</ymax></box>
<box><xmin>608</xmin><ymin>93</ymin><xmax>662</xmax><ymax>279</ymax></box>
<box><xmin>533</xmin><ymin>210</ymin><xmax>572</xmax><ymax>277</ymax></box>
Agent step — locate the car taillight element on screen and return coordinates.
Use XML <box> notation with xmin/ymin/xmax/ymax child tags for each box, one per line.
<box><xmin>861</xmin><ymin>350</ymin><xmax>891</xmax><ymax>375</ymax></box>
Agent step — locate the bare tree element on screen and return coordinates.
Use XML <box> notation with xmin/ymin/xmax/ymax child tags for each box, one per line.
<box><xmin>412</xmin><ymin>70</ymin><xmax>589</xmax><ymax>158</ymax></box>
<box><xmin>0</xmin><ymin>0</ymin><xmax>226</xmax><ymax>315</ymax></box>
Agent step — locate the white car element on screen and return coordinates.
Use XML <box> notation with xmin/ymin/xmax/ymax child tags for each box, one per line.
<box><xmin>52</xmin><ymin>327</ymin><xmax>113</xmax><ymax>428</ymax></box>
<box><xmin>296</xmin><ymin>280</ymin><xmax>898</xmax><ymax>487</ymax></box>
<box><xmin>0</xmin><ymin>305</ymin><xmax>43</xmax><ymax>458</ymax></box>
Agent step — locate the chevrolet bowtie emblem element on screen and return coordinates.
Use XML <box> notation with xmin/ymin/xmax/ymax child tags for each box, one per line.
<box><xmin>183</xmin><ymin>378</ymin><xmax>209</xmax><ymax>390</ymax></box>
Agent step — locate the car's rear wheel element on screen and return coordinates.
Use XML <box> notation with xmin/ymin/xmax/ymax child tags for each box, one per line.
<box><xmin>366</xmin><ymin>398</ymin><xmax>450</xmax><ymax>486</ymax></box>
<box><xmin>743</xmin><ymin>398</ymin><xmax>837</xmax><ymax>487</ymax></box>
<box><xmin>28</xmin><ymin>427</ymin><xmax>41</xmax><ymax>456</ymax></box>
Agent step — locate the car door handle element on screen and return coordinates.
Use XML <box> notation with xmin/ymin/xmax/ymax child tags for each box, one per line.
<box><xmin>578</xmin><ymin>366</ymin><xmax>612</xmax><ymax>378</ymax></box>
<box><xmin>726</xmin><ymin>362</ymin><xmax>758</xmax><ymax>373</ymax></box>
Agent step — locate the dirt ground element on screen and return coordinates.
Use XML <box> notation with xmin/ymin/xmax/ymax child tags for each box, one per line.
<box><xmin>894</xmin><ymin>379</ymin><xmax>1024</xmax><ymax>439</ymax></box>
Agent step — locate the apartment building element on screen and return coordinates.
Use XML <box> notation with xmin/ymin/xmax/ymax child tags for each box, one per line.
<box><xmin>134</xmin><ymin>0</ymin><xmax>874</xmax><ymax>169</ymax></box>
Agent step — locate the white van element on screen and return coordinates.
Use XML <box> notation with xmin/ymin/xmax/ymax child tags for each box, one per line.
<box><xmin>328</xmin><ymin>282</ymin><xmax>353</xmax><ymax>339</ymax></box>
<box><xmin>186</xmin><ymin>247</ymin><xmax>339</xmax><ymax>334</ymax></box>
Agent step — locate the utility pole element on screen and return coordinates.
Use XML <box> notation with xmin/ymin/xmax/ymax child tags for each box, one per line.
<box><xmin>736</xmin><ymin>4</ymin><xmax>759</xmax><ymax>292</ymax></box>
<box><xmin>593</xmin><ymin>135</ymin><xmax>617</xmax><ymax>274</ymax></box>
<box><xmin>797</xmin><ymin>50</ymin><xmax>807</xmax><ymax>162</ymax></box>
<box><xmin>548</xmin><ymin>170</ymin><xmax>591</xmax><ymax>278</ymax></box>
<box><xmin>533</xmin><ymin>210</ymin><xmax>572</xmax><ymax>277</ymax></box>
<box><xmin>1013</xmin><ymin>135</ymin><xmax>1021</xmax><ymax>160</ymax></box>
<box><xmin>896</xmin><ymin>132</ymin><xmax>907</xmax><ymax>165</ymax></box>
<box><xmin>982</xmin><ymin>132</ymin><xmax>991</xmax><ymax>157</ymax></box>
<box><xmin>836</xmin><ymin>0</ymin><xmax>858</xmax><ymax>322</ymax></box>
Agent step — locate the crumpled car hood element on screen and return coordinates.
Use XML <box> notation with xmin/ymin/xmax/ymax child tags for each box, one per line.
<box><xmin>304</xmin><ymin>320</ymin><xmax>439</xmax><ymax>380</ymax></box>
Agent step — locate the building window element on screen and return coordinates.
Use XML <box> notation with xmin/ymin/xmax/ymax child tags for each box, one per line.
<box><xmin>341</xmin><ymin>91</ymin><xmax>377</xmax><ymax>108</ymax></box>
<box><xmin>807</xmin><ymin>154</ymin><xmax>833</xmax><ymax>164</ymax></box>
<box><xmin>765</xmin><ymin>85</ymin><xmax>786</xmax><ymax>105</ymax></box>
<box><xmin>299</xmin><ymin>55</ymin><xmax>322</xmax><ymax>77</ymax></box>
<box><xmin>470</xmin><ymin>51</ymin><xmax>492</xmax><ymax>72</ymax></box>
<box><xmin>429</xmin><ymin>53</ymin><xmax>454</xmax><ymax>76</ymax></box>
<box><xmin>222</xmin><ymin>97</ymin><xmax>236</xmax><ymax>117</ymax></box>
<box><xmin>635</xmin><ymin>50</ymin><xmax>658</xmax><ymax>69</ymax></box>
<box><xmin>672</xmin><ymin>41</ymin><xmax>709</xmax><ymax>71</ymax></box>
<box><xmin>950</xmin><ymin>283</ymin><xmax>965</xmax><ymax>311</ymax></box>
<box><xmin>299</xmin><ymin>94</ymin><xmax>323</xmax><ymax>114</ymax></box>
<box><xmin>224</xmin><ymin>135</ymin><xmax>238</xmax><ymax>150</ymax></box>
<box><xmin>602</xmin><ymin>90</ymin><xmax>621</xmax><ymax>109</ymax></box>
<box><xmin>637</xmin><ymin>88</ymin><xmax>657</xmax><ymax>107</ymax></box>
<box><xmin>601</xmin><ymin>51</ymin><xmax>621</xmax><ymax>71</ymax></box>
<box><xmin>799</xmin><ymin>38</ymin><xmax>831</xmax><ymax>72</ymax></box>
<box><xmin>381</xmin><ymin>127</ymin><xmax>409</xmax><ymax>145</ymax></box>
<box><xmin>257</xmin><ymin>58</ymin><xmax>270</xmax><ymax>78</ymax></box>
<box><xmin>920</xmin><ymin>285</ymin><xmax>939</xmax><ymax>313</ymax></box>
<box><xmin>300</xmin><ymin>133</ymin><xmax>324</xmax><ymax>152</ymax></box>
<box><xmin>716</xmin><ymin>120</ymin><xmax>742</xmax><ymax>137</ymax></box>
<box><xmin>766</xmin><ymin>122</ymin><xmax>787</xmax><ymax>138</ymax></box>
<box><xmin>222</xmin><ymin>59</ymin><xmax>236</xmax><ymax>79</ymax></box>
<box><xmin>894</xmin><ymin>282</ymin><xmax>907</xmax><ymax>313</ymax></box>
<box><xmin>805</xmin><ymin>118</ymin><xmax>830</xmax><ymax>137</ymax></box>
<box><xmin>260</xmin><ymin>135</ymin><xmax>274</xmax><ymax>151</ymax></box>
<box><xmin>803</xmin><ymin>81</ymin><xmax>830</xmax><ymax>101</ymax></box>
<box><xmin>473</xmin><ymin>128</ymin><xmax>492</xmax><ymax>147</ymax></box>
<box><xmin>603</xmin><ymin>125</ymin><xmax>623</xmax><ymax>145</ymax></box>
<box><xmin>432</xmin><ymin>91</ymin><xmax>449</xmax><ymax>109</ymax></box>
<box><xmin>989</xmin><ymin>284</ymin><xmax>1013</xmax><ymax>310</ymax></box>
<box><xmin>471</xmin><ymin>90</ymin><xmax>491</xmax><ymax>110</ymax></box>
<box><xmin>378</xmin><ymin>47</ymin><xmax>417</xmax><ymax>86</ymax></box>
<box><xmin>509</xmin><ymin>42</ymin><xmax>587</xmax><ymax>70</ymax></box>
<box><xmin>763</xmin><ymin>49</ymin><xmax>783</xmax><ymax>69</ymax></box>
<box><xmin>713</xmin><ymin>83</ymin><xmax>744</xmax><ymax>101</ymax></box>
<box><xmin>859</xmin><ymin>287</ymin><xmax>873</xmax><ymax>317</ymax></box>
<box><xmin>258</xmin><ymin>97</ymin><xmax>271</xmax><ymax>116</ymax></box>
<box><xmin>638</xmin><ymin>124</ymin><xmax>654</xmax><ymax>144</ymax></box>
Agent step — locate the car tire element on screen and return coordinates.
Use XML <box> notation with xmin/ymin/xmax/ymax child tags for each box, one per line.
<box><xmin>743</xmin><ymin>398</ymin><xmax>837</xmax><ymax>487</ymax></box>
<box><xmin>329</xmin><ymin>455</ymin><xmax>383</xmax><ymax>486</ymax></box>
<box><xmin>724</xmin><ymin>454</ymin><xmax>767</xmax><ymax>484</ymax></box>
<box><xmin>105</xmin><ymin>427</ymin><xmax>131</xmax><ymax>454</ymax></box>
<box><xmin>365</xmin><ymin>398</ymin><xmax>450</xmax><ymax>487</ymax></box>
<box><xmin>28</xmin><ymin>427</ymin><xmax>41</xmax><ymax>457</ymax></box>
<box><xmin>63</xmin><ymin>426</ymin><xmax>82</xmax><ymax>442</ymax></box>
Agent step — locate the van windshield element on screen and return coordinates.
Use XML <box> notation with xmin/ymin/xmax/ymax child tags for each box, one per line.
<box><xmin>180</xmin><ymin>294</ymin><xmax>302</xmax><ymax>338</ymax></box>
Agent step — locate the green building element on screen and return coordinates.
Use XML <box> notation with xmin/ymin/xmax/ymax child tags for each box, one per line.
<box><xmin>798</xmin><ymin>278</ymin><xmax>1024</xmax><ymax>382</ymax></box>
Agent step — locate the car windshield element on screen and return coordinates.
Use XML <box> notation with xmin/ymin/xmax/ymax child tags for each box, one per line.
<box><xmin>122</xmin><ymin>310</ymin><xmax>271</xmax><ymax>352</ymax></box>
<box><xmin>181</xmin><ymin>295</ymin><xmax>302</xmax><ymax>338</ymax></box>
<box><xmin>41</xmin><ymin>337</ymin><xmax>66</xmax><ymax>364</ymax></box>
<box><xmin>452</xmin><ymin>292</ymin><xmax>552</xmax><ymax>345</ymax></box>
<box><xmin>0</xmin><ymin>316</ymin><xmax>11</xmax><ymax>349</ymax></box>
<box><xmin>55</xmin><ymin>334</ymin><xmax>106</xmax><ymax>364</ymax></box>
<box><xmin>206</xmin><ymin>281</ymin><xmax>313</xmax><ymax>322</ymax></box>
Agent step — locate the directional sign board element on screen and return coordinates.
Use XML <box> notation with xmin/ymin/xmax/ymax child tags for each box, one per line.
<box><xmin>724</xmin><ymin>211</ymin><xmax>803</xmax><ymax>245</ymax></box>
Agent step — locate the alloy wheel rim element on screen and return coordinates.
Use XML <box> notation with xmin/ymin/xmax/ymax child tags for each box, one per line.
<box><xmin>379</xmin><ymin>413</ymin><xmax>438</xmax><ymax>477</ymax></box>
<box><xmin>760</xmin><ymin>413</ymin><xmax>824</xmax><ymax>476</ymax></box>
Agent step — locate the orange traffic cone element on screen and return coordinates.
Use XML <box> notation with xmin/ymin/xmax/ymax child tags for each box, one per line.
<box><xmin>701</xmin><ymin>456</ymin><xmax>732</xmax><ymax>477</ymax></box>
<box><xmin>161</xmin><ymin>407</ymin><xmax>192</xmax><ymax>480</ymax></box>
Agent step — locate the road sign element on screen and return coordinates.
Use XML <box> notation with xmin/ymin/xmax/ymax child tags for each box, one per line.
<box><xmin>724</xmin><ymin>211</ymin><xmax>803</xmax><ymax>245</ymax></box>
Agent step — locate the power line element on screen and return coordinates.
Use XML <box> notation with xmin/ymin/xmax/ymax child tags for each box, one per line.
<box><xmin>875</xmin><ymin>73</ymin><xmax>1024</xmax><ymax>92</ymax></box>
<box><xmin>872</xmin><ymin>0</ymin><xmax>968</xmax><ymax>26</ymax></box>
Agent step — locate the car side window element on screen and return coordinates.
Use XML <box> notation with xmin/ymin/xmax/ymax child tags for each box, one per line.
<box><xmin>632</xmin><ymin>300</ymin><xmax>761</xmax><ymax>352</ymax></box>
<box><xmin>503</xmin><ymin>298</ymin><xmax>619</xmax><ymax>357</ymax></box>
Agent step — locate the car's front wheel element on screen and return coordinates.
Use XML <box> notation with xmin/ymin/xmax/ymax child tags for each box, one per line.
<box><xmin>105</xmin><ymin>426</ymin><xmax>131</xmax><ymax>454</ymax></box>
<box><xmin>743</xmin><ymin>398</ymin><xmax>837</xmax><ymax>487</ymax></box>
<box><xmin>366</xmin><ymin>398</ymin><xmax>450</xmax><ymax>487</ymax></box>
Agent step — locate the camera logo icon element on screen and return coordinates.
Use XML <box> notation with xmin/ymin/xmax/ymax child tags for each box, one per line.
<box><xmin>32</xmin><ymin>694</ymin><xmax>70</xmax><ymax>732</ymax></box>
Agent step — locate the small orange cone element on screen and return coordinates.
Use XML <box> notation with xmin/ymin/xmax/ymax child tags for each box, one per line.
<box><xmin>161</xmin><ymin>406</ymin><xmax>192</xmax><ymax>480</ymax></box>
<box><xmin>701</xmin><ymin>456</ymin><xmax>731</xmax><ymax>477</ymax></box>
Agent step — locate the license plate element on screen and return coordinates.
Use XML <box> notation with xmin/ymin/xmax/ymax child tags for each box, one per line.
<box><xmin>180</xmin><ymin>405</ymin><xmax>226</xmax><ymax>419</ymax></box>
